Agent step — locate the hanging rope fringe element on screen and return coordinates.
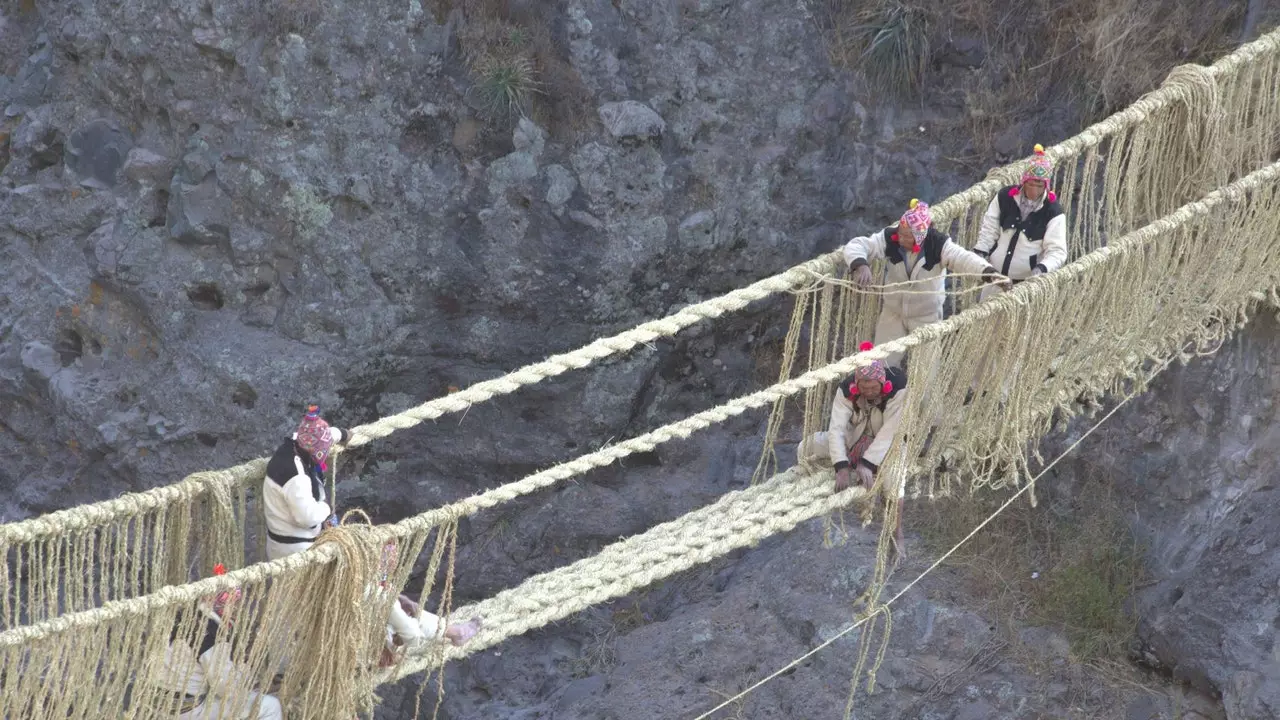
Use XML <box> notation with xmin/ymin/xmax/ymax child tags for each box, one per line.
<box><xmin>0</xmin><ymin>27</ymin><xmax>1277</xmax><ymax>719</ymax></box>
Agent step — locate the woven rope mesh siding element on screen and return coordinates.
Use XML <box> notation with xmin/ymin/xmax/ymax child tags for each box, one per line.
<box><xmin>0</xmin><ymin>26</ymin><xmax>1273</xmax><ymax>663</ymax></box>
<box><xmin>0</xmin><ymin>161</ymin><xmax>1276</xmax><ymax>716</ymax></box>
<box><xmin>0</xmin><ymin>462</ymin><xmax>263</xmax><ymax>630</ymax></box>
<box><xmin>0</xmin><ymin>523</ymin><xmax>442</xmax><ymax>720</ymax></box>
<box><xmin>767</xmin><ymin>42</ymin><xmax>1280</xmax><ymax>482</ymax></box>
<box><xmin>384</xmin><ymin>161</ymin><xmax>1280</xmax><ymax>681</ymax></box>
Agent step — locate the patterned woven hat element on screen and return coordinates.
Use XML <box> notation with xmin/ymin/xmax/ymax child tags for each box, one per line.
<box><xmin>853</xmin><ymin>341</ymin><xmax>887</xmax><ymax>385</ymax></box>
<box><xmin>1021</xmin><ymin>144</ymin><xmax>1053</xmax><ymax>187</ymax></box>
<box><xmin>899</xmin><ymin>198</ymin><xmax>932</xmax><ymax>243</ymax></box>
<box><xmin>211</xmin><ymin>563</ymin><xmax>243</xmax><ymax>617</ymax></box>
<box><xmin>296</xmin><ymin>405</ymin><xmax>334</xmax><ymax>471</ymax></box>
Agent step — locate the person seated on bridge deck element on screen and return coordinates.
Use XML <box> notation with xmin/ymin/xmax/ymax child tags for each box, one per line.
<box><xmin>844</xmin><ymin>198</ymin><xmax>1009</xmax><ymax>368</ymax></box>
<box><xmin>150</xmin><ymin>563</ymin><xmax>284</xmax><ymax>720</ymax></box>
<box><xmin>263</xmin><ymin>405</ymin><xmax>346</xmax><ymax>560</ymax></box>
<box><xmin>797</xmin><ymin>343</ymin><xmax>908</xmax><ymax>555</ymax></box>
<box><xmin>374</xmin><ymin>541</ymin><xmax>482</xmax><ymax>668</ymax></box>
<box><xmin>973</xmin><ymin>143</ymin><xmax>1068</xmax><ymax>300</ymax></box>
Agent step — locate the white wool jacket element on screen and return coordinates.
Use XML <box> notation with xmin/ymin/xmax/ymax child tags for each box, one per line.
<box><xmin>262</xmin><ymin>427</ymin><xmax>345</xmax><ymax>545</ymax></box>
<box><xmin>151</xmin><ymin>606</ymin><xmax>260</xmax><ymax>705</ymax></box>
<box><xmin>844</xmin><ymin>227</ymin><xmax>998</xmax><ymax>324</ymax></box>
<box><xmin>973</xmin><ymin>186</ymin><xmax>1068</xmax><ymax>281</ymax></box>
<box><xmin>826</xmin><ymin>366</ymin><xmax>908</xmax><ymax>474</ymax></box>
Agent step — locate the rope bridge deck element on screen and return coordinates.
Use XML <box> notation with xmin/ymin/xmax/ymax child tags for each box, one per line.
<box><xmin>0</xmin><ymin>25</ymin><xmax>1278</xmax><ymax>720</ymax></box>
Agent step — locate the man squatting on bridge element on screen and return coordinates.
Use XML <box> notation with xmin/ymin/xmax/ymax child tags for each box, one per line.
<box><xmin>151</xmin><ymin>564</ymin><xmax>284</xmax><ymax>720</ymax></box>
<box><xmin>799</xmin><ymin>349</ymin><xmax>908</xmax><ymax>556</ymax></box>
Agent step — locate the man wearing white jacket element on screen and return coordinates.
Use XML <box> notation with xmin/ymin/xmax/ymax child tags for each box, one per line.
<box><xmin>263</xmin><ymin>405</ymin><xmax>345</xmax><ymax>560</ymax></box>
<box><xmin>845</xmin><ymin>198</ymin><xmax>1009</xmax><ymax>367</ymax></box>
<box><xmin>973</xmin><ymin>144</ymin><xmax>1068</xmax><ymax>301</ymax></box>
<box><xmin>373</xmin><ymin>542</ymin><xmax>482</xmax><ymax>668</ymax></box>
<box><xmin>150</xmin><ymin>564</ymin><xmax>283</xmax><ymax>719</ymax></box>
<box><xmin>798</xmin><ymin>345</ymin><xmax>909</xmax><ymax>555</ymax></box>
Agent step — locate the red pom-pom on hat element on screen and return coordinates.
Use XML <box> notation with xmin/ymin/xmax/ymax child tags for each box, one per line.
<box><xmin>859</xmin><ymin>341</ymin><xmax>874</xmax><ymax>351</ymax></box>
<box><xmin>213</xmin><ymin>563</ymin><xmax>227</xmax><ymax>576</ymax></box>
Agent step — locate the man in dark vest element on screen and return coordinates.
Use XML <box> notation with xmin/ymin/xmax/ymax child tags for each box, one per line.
<box><xmin>844</xmin><ymin>198</ymin><xmax>1008</xmax><ymax>367</ymax></box>
<box><xmin>973</xmin><ymin>144</ymin><xmax>1068</xmax><ymax>302</ymax></box>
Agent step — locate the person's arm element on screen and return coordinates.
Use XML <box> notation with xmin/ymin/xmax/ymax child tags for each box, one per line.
<box><xmin>973</xmin><ymin>196</ymin><xmax>1002</xmax><ymax>257</ymax></box>
<box><xmin>940</xmin><ymin>238</ymin><xmax>1001</xmax><ymax>282</ymax></box>
<box><xmin>285</xmin><ymin>457</ymin><xmax>332</xmax><ymax>529</ymax></box>
<box><xmin>827</xmin><ymin>392</ymin><xmax>855</xmax><ymax>471</ymax></box>
<box><xmin>859</xmin><ymin>391</ymin><xmax>906</xmax><ymax>474</ymax></box>
<box><xmin>842</xmin><ymin>229</ymin><xmax>889</xmax><ymax>272</ymax></box>
<box><xmin>1036</xmin><ymin>214</ymin><xmax>1069</xmax><ymax>274</ymax></box>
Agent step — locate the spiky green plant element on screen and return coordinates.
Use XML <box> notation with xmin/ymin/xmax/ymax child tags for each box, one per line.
<box><xmin>852</xmin><ymin>1</ymin><xmax>931</xmax><ymax>95</ymax></box>
<box><xmin>468</xmin><ymin>54</ymin><xmax>544</xmax><ymax>119</ymax></box>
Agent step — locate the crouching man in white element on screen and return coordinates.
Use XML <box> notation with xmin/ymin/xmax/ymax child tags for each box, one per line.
<box><xmin>374</xmin><ymin>542</ymin><xmax>483</xmax><ymax>669</ymax></box>
<box><xmin>799</xmin><ymin>345</ymin><xmax>909</xmax><ymax>555</ymax></box>
<box><xmin>150</xmin><ymin>564</ymin><xmax>283</xmax><ymax>720</ymax></box>
<box><xmin>845</xmin><ymin>198</ymin><xmax>1008</xmax><ymax>368</ymax></box>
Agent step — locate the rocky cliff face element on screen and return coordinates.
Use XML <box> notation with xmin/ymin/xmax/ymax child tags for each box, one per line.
<box><xmin>1</xmin><ymin>1</ymin><xmax>1275</xmax><ymax>719</ymax></box>
<box><xmin>0</xmin><ymin>0</ymin><xmax>988</xmax><ymax>521</ymax></box>
<box><xmin>1042</xmin><ymin>314</ymin><xmax>1280</xmax><ymax>720</ymax></box>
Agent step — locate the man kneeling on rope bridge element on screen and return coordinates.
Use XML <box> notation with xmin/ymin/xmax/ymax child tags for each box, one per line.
<box><xmin>845</xmin><ymin>198</ymin><xmax>1010</xmax><ymax>368</ymax></box>
<box><xmin>375</xmin><ymin>541</ymin><xmax>483</xmax><ymax>669</ymax></box>
<box><xmin>798</xmin><ymin>343</ymin><xmax>908</xmax><ymax>555</ymax></box>
<box><xmin>264</xmin><ymin>405</ymin><xmax>347</xmax><ymax>560</ymax></box>
<box><xmin>149</xmin><ymin>563</ymin><xmax>284</xmax><ymax>719</ymax></box>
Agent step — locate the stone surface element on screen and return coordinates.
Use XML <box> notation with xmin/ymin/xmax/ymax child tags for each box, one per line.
<box><xmin>597</xmin><ymin>100</ymin><xmax>666</xmax><ymax>140</ymax></box>
<box><xmin>1042</xmin><ymin>314</ymin><xmax>1280</xmax><ymax>720</ymax></box>
<box><xmin>0</xmin><ymin>1</ymin><xmax>1271</xmax><ymax>718</ymax></box>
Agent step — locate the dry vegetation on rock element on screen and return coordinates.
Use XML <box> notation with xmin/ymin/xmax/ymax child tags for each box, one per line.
<box><xmin>810</xmin><ymin>0</ymin><xmax>1246</xmax><ymax>154</ymax></box>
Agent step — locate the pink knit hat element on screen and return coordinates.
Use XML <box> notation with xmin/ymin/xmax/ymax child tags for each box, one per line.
<box><xmin>899</xmin><ymin>198</ymin><xmax>931</xmax><ymax>245</ymax></box>
<box><xmin>296</xmin><ymin>405</ymin><xmax>335</xmax><ymax>471</ymax></box>
<box><xmin>853</xmin><ymin>341</ymin><xmax>888</xmax><ymax>386</ymax></box>
<box><xmin>1019</xmin><ymin>144</ymin><xmax>1056</xmax><ymax>201</ymax></box>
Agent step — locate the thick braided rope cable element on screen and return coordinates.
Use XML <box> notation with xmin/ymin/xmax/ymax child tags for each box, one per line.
<box><xmin>2</xmin><ymin>157</ymin><xmax>1276</xmax><ymax>648</ymax></box>
<box><xmin>925</xmin><ymin>26</ymin><xmax>1280</xmax><ymax>225</ymax></box>
<box><xmin>337</xmin><ymin>25</ymin><xmax>1280</xmax><ymax>449</ymax></box>
<box><xmin>384</xmin><ymin>466</ymin><xmax>864</xmax><ymax>681</ymax></box>
<box><xmin>340</xmin><ymin>254</ymin><xmax>840</xmax><ymax>448</ymax></box>
<box><xmin>392</xmin><ymin>352</ymin><xmax>1172</xmax><ymax>685</ymax></box>
<box><xmin>691</xmin><ymin>382</ymin><xmax>1151</xmax><ymax>720</ymax></box>
<box><xmin>0</xmin><ymin>460</ymin><xmax>265</xmax><ymax>544</ymax></box>
<box><xmin>1</xmin><ymin>25</ymin><xmax>1276</xmax><ymax>552</ymax></box>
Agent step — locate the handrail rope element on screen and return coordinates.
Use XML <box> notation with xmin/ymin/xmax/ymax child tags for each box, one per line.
<box><xmin>343</xmin><ymin>24</ymin><xmax>1280</xmax><ymax>450</ymax></box>
<box><xmin>0</xmin><ymin>158</ymin><xmax>1275</xmax><ymax>647</ymax></box>
<box><xmin>1</xmin><ymin>25</ymin><xmax>1276</xmax><ymax>546</ymax></box>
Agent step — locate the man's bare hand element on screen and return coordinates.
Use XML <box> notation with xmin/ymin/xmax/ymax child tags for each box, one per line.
<box><xmin>856</xmin><ymin>464</ymin><xmax>875</xmax><ymax>489</ymax></box>
<box><xmin>835</xmin><ymin>468</ymin><xmax>852</xmax><ymax>492</ymax></box>
<box><xmin>854</xmin><ymin>265</ymin><xmax>873</xmax><ymax>286</ymax></box>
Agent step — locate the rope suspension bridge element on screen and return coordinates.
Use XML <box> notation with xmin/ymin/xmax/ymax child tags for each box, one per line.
<box><xmin>2</xmin><ymin>25</ymin><xmax>1280</xmax><ymax>720</ymax></box>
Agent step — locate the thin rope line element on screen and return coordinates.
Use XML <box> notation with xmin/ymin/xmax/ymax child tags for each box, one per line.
<box><xmin>690</xmin><ymin>368</ymin><xmax>1156</xmax><ymax>720</ymax></box>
